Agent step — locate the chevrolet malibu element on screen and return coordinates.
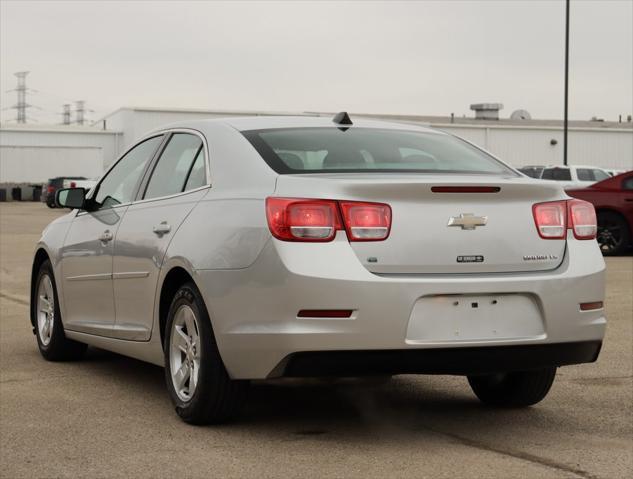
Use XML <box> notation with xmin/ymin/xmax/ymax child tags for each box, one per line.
<box><xmin>30</xmin><ymin>114</ymin><xmax>606</xmax><ymax>424</ymax></box>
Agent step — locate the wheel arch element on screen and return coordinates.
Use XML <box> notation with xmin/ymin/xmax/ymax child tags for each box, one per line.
<box><xmin>596</xmin><ymin>207</ymin><xmax>631</xmax><ymax>235</ymax></box>
<box><xmin>158</xmin><ymin>266</ymin><xmax>205</xmax><ymax>349</ymax></box>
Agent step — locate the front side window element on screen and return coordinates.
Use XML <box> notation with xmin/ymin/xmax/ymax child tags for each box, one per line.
<box><xmin>622</xmin><ymin>176</ymin><xmax>633</xmax><ymax>190</ymax></box>
<box><xmin>144</xmin><ymin>133</ymin><xmax>205</xmax><ymax>199</ymax></box>
<box><xmin>242</xmin><ymin>128</ymin><xmax>515</xmax><ymax>175</ymax></box>
<box><xmin>93</xmin><ymin>136</ymin><xmax>163</xmax><ymax>209</ymax></box>
<box><xmin>592</xmin><ymin>169</ymin><xmax>610</xmax><ymax>181</ymax></box>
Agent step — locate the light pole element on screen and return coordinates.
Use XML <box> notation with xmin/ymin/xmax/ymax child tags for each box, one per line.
<box><xmin>564</xmin><ymin>0</ymin><xmax>570</xmax><ymax>166</ymax></box>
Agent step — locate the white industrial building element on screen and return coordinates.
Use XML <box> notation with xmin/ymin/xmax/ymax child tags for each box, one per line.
<box><xmin>1</xmin><ymin>105</ymin><xmax>631</xmax><ymax>185</ymax></box>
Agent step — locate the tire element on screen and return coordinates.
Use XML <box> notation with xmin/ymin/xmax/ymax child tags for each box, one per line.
<box><xmin>597</xmin><ymin>211</ymin><xmax>631</xmax><ymax>256</ymax></box>
<box><xmin>46</xmin><ymin>199</ymin><xmax>56</xmax><ymax>208</ymax></box>
<box><xmin>164</xmin><ymin>282</ymin><xmax>248</xmax><ymax>424</ymax></box>
<box><xmin>32</xmin><ymin>260</ymin><xmax>87</xmax><ymax>361</ymax></box>
<box><xmin>467</xmin><ymin>367</ymin><xmax>556</xmax><ymax>408</ymax></box>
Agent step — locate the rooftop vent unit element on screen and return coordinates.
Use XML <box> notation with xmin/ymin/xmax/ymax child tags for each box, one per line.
<box><xmin>470</xmin><ymin>103</ymin><xmax>503</xmax><ymax>120</ymax></box>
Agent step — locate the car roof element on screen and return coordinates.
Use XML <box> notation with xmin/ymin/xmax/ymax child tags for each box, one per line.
<box><xmin>155</xmin><ymin>115</ymin><xmax>444</xmax><ymax>135</ymax></box>
<box><xmin>543</xmin><ymin>165</ymin><xmax>608</xmax><ymax>170</ymax></box>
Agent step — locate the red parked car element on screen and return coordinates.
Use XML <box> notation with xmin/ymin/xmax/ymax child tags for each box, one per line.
<box><xmin>567</xmin><ymin>171</ymin><xmax>633</xmax><ymax>255</ymax></box>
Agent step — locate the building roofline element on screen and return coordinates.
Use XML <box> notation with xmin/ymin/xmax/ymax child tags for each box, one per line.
<box><xmin>94</xmin><ymin>106</ymin><xmax>633</xmax><ymax>131</ymax></box>
<box><xmin>0</xmin><ymin>125</ymin><xmax>123</xmax><ymax>135</ymax></box>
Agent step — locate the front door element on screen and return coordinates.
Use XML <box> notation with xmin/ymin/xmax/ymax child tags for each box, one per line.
<box><xmin>112</xmin><ymin>132</ymin><xmax>208</xmax><ymax>340</ymax></box>
<box><xmin>60</xmin><ymin>135</ymin><xmax>164</xmax><ymax>336</ymax></box>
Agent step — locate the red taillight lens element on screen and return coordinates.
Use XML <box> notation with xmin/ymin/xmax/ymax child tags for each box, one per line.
<box><xmin>265</xmin><ymin>198</ymin><xmax>391</xmax><ymax>242</ymax></box>
<box><xmin>265</xmin><ymin>198</ymin><xmax>340</xmax><ymax>242</ymax></box>
<box><xmin>533</xmin><ymin>199</ymin><xmax>597</xmax><ymax>240</ymax></box>
<box><xmin>47</xmin><ymin>186</ymin><xmax>55</xmax><ymax>194</ymax></box>
<box><xmin>533</xmin><ymin>201</ymin><xmax>567</xmax><ymax>239</ymax></box>
<box><xmin>339</xmin><ymin>201</ymin><xmax>391</xmax><ymax>241</ymax></box>
<box><xmin>568</xmin><ymin>199</ymin><xmax>597</xmax><ymax>240</ymax></box>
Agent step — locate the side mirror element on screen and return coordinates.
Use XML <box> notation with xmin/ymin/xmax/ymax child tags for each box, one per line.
<box><xmin>56</xmin><ymin>188</ymin><xmax>86</xmax><ymax>209</ymax></box>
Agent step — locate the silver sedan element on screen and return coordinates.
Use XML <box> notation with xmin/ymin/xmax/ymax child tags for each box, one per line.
<box><xmin>30</xmin><ymin>114</ymin><xmax>606</xmax><ymax>424</ymax></box>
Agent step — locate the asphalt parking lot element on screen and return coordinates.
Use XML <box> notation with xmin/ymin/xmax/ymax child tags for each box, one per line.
<box><xmin>0</xmin><ymin>202</ymin><xmax>631</xmax><ymax>479</ymax></box>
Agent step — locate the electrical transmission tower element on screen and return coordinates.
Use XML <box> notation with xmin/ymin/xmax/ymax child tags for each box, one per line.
<box><xmin>7</xmin><ymin>71</ymin><xmax>37</xmax><ymax>123</ymax></box>
<box><xmin>74</xmin><ymin>100</ymin><xmax>93</xmax><ymax>125</ymax></box>
<box><xmin>61</xmin><ymin>104</ymin><xmax>71</xmax><ymax>125</ymax></box>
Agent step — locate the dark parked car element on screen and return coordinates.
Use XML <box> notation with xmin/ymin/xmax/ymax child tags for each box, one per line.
<box><xmin>42</xmin><ymin>177</ymin><xmax>87</xmax><ymax>208</ymax></box>
<box><xmin>567</xmin><ymin>171</ymin><xmax>633</xmax><ymax>255</ymax></box>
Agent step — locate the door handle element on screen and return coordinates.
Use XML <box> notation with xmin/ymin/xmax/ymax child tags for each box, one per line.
<box><xmin>153</xmin><ymin>222</ymin><xmax>171</xmax><ymax>236</ymax></box>
<box><xmin>99</xmin><ymin>230</ymin><xmax>113</xmax><ymax>243</ymax></box>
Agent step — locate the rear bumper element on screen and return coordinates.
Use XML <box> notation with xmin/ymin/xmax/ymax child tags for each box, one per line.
<box><xmin>195</xmin><ymin>231</ymin><xmax>606</xmax><ymax>379</ymax></box>
<box><xmin>274</xmin><ymin>341</ymin><xmax>602</xmax><ymax>377</ymax></box>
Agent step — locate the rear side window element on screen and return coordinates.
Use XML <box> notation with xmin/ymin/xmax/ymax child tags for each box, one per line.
<box><xmin>144</xmin><ymin>133</ymin><xmax>205</xmax><ymax>199</ymax></box>
<box><xmin>542</xmin><ymin>168</ymin><xmax>572</xmax><ymax>181</ymax></box>
<box><xmin>184</xmin><ymin>148</ymin><xmax>207</xmax><ymax>191</ymax></box>
<box><xmin>242</xmin><ymin>128</ymin><xmax>515</xmax><ymax>175</ymax></box>
<box><xmin>519</xmin><ymin>167</ymin><xmax>542</xmax><ymax>178</ymax></box>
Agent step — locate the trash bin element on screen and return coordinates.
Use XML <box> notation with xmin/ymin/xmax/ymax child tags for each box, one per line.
<box><xmin>33</xmin><ymin>186</ymin><xmax>42</xmax><ymax>202</ymax></box>
<box><xmin>21</xmin><ymin>186</ymin><xmax>34</xmax><ymax>201</ymax></box>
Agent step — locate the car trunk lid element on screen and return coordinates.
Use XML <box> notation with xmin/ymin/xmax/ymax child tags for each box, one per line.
<box><xmin>274</xmin><ymin>174</ymin><xmax>567</xmax><ymax>274</ymax></box>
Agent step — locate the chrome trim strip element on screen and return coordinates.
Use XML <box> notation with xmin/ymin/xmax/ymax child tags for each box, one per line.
<box><xmin>66</xmin><ymin>273</ymin><xmax>112</xmax><ymax>282</ymax></box>
<box><xmin>112</xmin><ymin>271</ymin><xmax>150</xmax><ymax>280</ymax></box>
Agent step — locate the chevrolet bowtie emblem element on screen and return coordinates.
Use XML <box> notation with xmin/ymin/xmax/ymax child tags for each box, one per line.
<box><xmin>447</xmin><ymin>213</ymin><xmax>488</xmax><ymax>230</ymax></box>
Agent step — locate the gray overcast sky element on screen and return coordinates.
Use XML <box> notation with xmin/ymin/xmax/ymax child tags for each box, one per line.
<box><xmin>1</xmin><ymin>0</ymin><xmax>631</xmax><ymax>124</ymax></box>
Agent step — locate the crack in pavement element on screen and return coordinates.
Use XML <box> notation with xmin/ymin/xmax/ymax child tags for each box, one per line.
<box><xmin>0</xmin><ymin>291</ymin><xmax>29</xmax><ymax>306</ymax></box>
<box><xmin>425</xmin><ymin>427</ymin><xmax>598</xmax><ymax>479</ymax></box>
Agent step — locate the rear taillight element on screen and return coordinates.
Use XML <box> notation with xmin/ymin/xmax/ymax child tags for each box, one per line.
<box><xmin>533</xmin><ymin>201</ymin><xmax>567</xmax><ymax>239</ymax></box>
<box><xmin>568</xmin><ymin>199</ymin><xmax>597</xmax><ymax>240</ymax></box>
<box><xmin>266</xmin><ymin>198</ymin><xmax>340</xmax><ymax>242</ymax></box>
<box><xmin>266</xmin><ymin>197</ymin><xmax>391</xmax><ymax>242</ymax></box>
<box><xmin>533</xmin><ymin>199</ymin><xmax>596</xmax><ymax>240</ymax></box>
<box><xmin>339</xmin><ymin>201</ymin><xmax>391</xmax><ymax>241</ymax></box>
<box><xmin>47</xmin><ymin>186</ymin><xmax>55</xmax><ymax>194</ymax></box>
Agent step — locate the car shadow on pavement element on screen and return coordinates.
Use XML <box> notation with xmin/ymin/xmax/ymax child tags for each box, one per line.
<box><xmin>77</xmin><ymin>346</ymin><xmax>552</xmax><ymax>438</ymax></box>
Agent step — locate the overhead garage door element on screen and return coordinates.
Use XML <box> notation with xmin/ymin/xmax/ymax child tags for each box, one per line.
<box><xmin>0</xmin><ymin>146</ymin><xmax>104</xmax><ymax>183</ymax></box>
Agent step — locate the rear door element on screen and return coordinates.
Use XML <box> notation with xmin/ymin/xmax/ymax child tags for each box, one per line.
<box><xmin>60</xmin><ymin>135</ymin><xmax>164</xmax><ymax>336</ymax></box>
<box><xmin>111</xmin><ymin>131</ymin><xmax>208</xmax><ymax>340</ymax></box>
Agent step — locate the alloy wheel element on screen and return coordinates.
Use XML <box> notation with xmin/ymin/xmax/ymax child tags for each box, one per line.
<box><xmin>37</xmin><ymin>274</ymin><xmax>55</xmax><ymax>346</ymax></box>
<box><xmin>169</xmin><ymin>305</ymin><xmax>201</xmax><ymax>402</ymax></box>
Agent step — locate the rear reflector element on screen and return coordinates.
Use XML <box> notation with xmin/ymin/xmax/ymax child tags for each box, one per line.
<box><xmin>266</xmin><ymin>197</ymin><xmax>391</xmax><ymax>242</ymax></box>
<box><xmin>297</xmin><ymin>309</ymin><xmax>354</xmax><ymax>318</ymax></box>
<box><xmin>533</xmin><ymin>201</ymin><xmax>567</xmax><ymax>239</ymax></box>
<box><xmin>580</xmin><ymin>301</ymin><xmax>603</xmax><ymax>311</ymax></box>
<box><xmin>568</xmin><ymin>199</ymin><xmax>597</xmax><ymax>240</ymax></box>
<box><xmin>431</xmin><ymin>186</ymin><xmax>501</xmax><ymax>193</ymax></box>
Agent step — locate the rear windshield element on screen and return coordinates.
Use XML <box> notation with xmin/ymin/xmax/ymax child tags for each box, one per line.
<box><xmin>542</xmin><ymin>168</ymin><xmax>572</xmax><ymax>181</ymax></box>
<box><xmin>242</xmin><ymin>128</ymin><xmax>515</xmax><ymax>175</ymax></box>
